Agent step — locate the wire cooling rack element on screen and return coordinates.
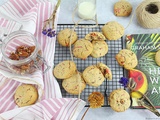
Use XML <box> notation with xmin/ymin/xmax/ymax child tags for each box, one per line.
<box><xmin>54</xmin><ymin>24</ymin><xmax>124</xmax><ymax>107</ymax></box>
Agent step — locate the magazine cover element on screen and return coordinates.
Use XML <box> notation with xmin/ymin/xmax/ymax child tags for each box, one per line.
<box><xmin>125</xmin><ymin>33</ymin><xmax>160</xmax><ymax>108</ymax></box>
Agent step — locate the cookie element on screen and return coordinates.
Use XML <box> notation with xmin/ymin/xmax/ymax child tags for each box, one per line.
<box><xmin>114</xmin><ymin>1</ymin><xmax>132</xmax><ymax>17</ymax></box>
<box><xmin>115</xmin><ymin>49</ymin><xmax>138</xmax><ymax>69</ymax></box>
<box><xmin>53</xmin><ymin>60</ymin><xmax>76</xmax><ymax>79</ymax></box>
<box><xmin>57</xmin><ymin>28</ymin><xmax>78</xmax><ymax>47</ymax></box>
<box><xmin>97</xmin><ymin>63</ymin><xmax>112</xmax><ymax>80</ymax></box>
<box><xmin>73</xmin><ymin>39</ymin><xmax>93</xmax><ymax>59</ymax></box>
<box><xmin>155</xmin><ymin>50</ymin><xmax>160</xmax><ymax>66</ymax></box>
<box><xmin>82</xmin><ymin>65</ymin><xmax>105</xmax><ymax>87</ymax></box>
<box><xmin>62</xmin><ymin>72</ymin><xmax>86</xmax><ymax>95</ymax></box>
<box><xmin>102</xmin><ymin>21</ymin><xmax>124</xmax><ymax>40</ymax></box>
<box><xmin>109</xmin><ymin>89</ymin><xmax>131</xmax><ymax>112</ymax></box>
<box><xmin>91</xmin><ymin>40</ymin><xmax>108</xmax><ymax>58</ymax></box>
<box><xmin>14</xmin><ymin>84</ymin><xmax>38</xmax><ymax>107</ymax></box>
<box><xmin>88</xmin><ymin>92</ymin><xmax>104</xmax><ymax>108</ymax></box>
<box><xmin>85</xmin><ymin>32</ymin><xmax>106</xmax><ymax>41</ymax></box>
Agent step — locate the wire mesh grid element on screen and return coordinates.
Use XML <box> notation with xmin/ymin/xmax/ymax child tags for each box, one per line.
<box><xmin>54</xmin><ymin>24</ymin><xmax>124</xmax><ymax>107</ymax></box>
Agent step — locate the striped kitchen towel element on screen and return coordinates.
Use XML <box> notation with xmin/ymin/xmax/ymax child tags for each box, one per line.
<box><xmin>0</xmin><ymin>0</ymin><xmax>86</xmax><ymax>120</ymax></box>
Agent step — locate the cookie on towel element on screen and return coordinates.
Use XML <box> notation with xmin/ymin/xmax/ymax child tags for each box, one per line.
<box><xmin>114</xmin><ymin>0</ymin><xmax>132</xmax><ymax>17</ymax></box>
<box><xmin>73</xmin><ymin>39</ymin><xmax>93</xmax><ymax>59</ymax></box>
<box><xmin>109</xmin><ymin>89</ymin><xmax>131</xmax><ymax>112</ymax></box>
<box><xmin>53</xmin><ymin>60</ymin><xmax>76</xmax><ymax>79</ymax></box>
<box><xmin>85</xmin><ymin>32</ymin><xmax>106</xmax><ymax>41</ymax></box>
<box><xmin>91</xmin><ymin>40</ymin><xmax>108</xmax><ymax>58</ymax></box>
<box><xmin>14</xmin><ymin>84</ymin><xmax>38</xmax><ymax>107</ymax></box>
<box><xmin>115</xmin><ymin>49</ymin><xmax>138</xmax><ymax>69</ymax></box>
<box><xmin>82</xmin><ymin>65</ymin><xmax>105</xmax><ymax>87</ymax></box>
<box><xmin>57</xmin><ymin>28</ymin><xmax>78</xmax><ymax>47</ymax></box>
<box><xmin>102</xmin><ymin>21</ymin><xmax>124</xmax><ymax>40</ymax></box>
<box><xmin>62</xmin><ymin>72</ymin><xmax>86</xmax><ymax>95</ymax></box>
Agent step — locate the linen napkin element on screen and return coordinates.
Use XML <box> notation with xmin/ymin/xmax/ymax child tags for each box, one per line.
<box><xmin>0</xmin><ymin>0</ymin><xmax>86</xmax><ymax>120</ymax></box>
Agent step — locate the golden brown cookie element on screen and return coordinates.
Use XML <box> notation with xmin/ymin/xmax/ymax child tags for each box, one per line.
<box><xmin>91</xmin><ymin>40</ymin><xmax>108</xmax><ymax>58</ymax></box>
<box><xmin>102</xmin><ymin>21</ymin><xmax>124</xmax><ymax>40</ymax></box>
<box><xmin>53</xmin><ymin>60</ymin><xmax>76</xmax><ymax>79</ymax></box>
<box><xmin>62</xmin><ymin>72</ymin><xmax>86</xmax><ymax>95</ymax></box>
<box><xmin>115</xmin><ymin>49</ymin><xmax>138</xmax><ymax>69</ymax></box>
<box><xmin>155</xmin><ymin>50</ymin><xmax>160</xmax><ymax>66</ymax></box>
<box><xmin>57</xmin><ymin>28</ymin><xmax>78</xmax><ymax>47</ymax></box>
<box><xmin>114</xmin><ymin>0</ymin><xmax>132</xmax><ymax>17</ymax></box>
<box><xmin>14</xmin><ymin>84</ymin><xmax>38</xmax><ymax>107</ymax></box>
<box><xmin>82</xmin><ymin>65</ymin><xmax>105</xmax><ymax>87</ymax></box>
<box><xmin>88</xmin><ymin>92</ymin><xmax>104</xmax><ymax>108</ymax></box>
<box><xmin>85</xmin><ymin>32</ymin><xmax>106</xmax><ymax>41</ymax></box>
<box><xmin>73</xmin><ymin>39</ymin><xmax>93</xmax><ymax>59</ymax></box>
<box><xmin>97</xmin><ymin>63</ymin><xmax>112</xmax><ymax>80</ymax></box>
<box><xmin>109</xmin><ymin>89</ymin><xmax>131</xmax><ymax>112</ymax></box>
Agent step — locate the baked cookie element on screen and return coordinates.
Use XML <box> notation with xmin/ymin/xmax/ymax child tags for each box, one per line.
<box><xmin>102</xmin><ymin>21</ymin><xmax>124</xmax><ymax>40</ymax></box>
<box><xmin>155</xmin><ymin>50</ymin><xmax>160</xmax><ymax>66</ymax></box>
<box><xmin>97</xmin><ymin>63</ymin><xmax>112</xmax><ymax>80</ymax></box>
<box><xmin>88</xmin><ymin>92</ymin><xmax>104</xmax><ymax>108</ymax></box>
<box><xmin>91</xmin><ymin>40</ymin><xmax>108</xmax><ymax>58</ymax></box>
<box><xmin>115</xmin><ymin>49</ymin><xmax>138</xmax><ymax>69</ymax></box>
<box><xmin>85</xmin><ymin>32</ymin><xmax>106</xmax><ymax>41</ymax></box>
<box><xmin>62</xmin><ymin>72</ymin><xmax>86</xmax><ymax>95</ymax></box>
<box><xmin>57</xmin><ymin>28</ymin><xmax>78</xmax><ymax>47</ymax></box>
<box><xmin>114</xmin><ymin>0</ymin><xmax>132</xmax><ymax>17</ymax></box>
<box><xmin>14</xmin><ymin>84</ymin><xmax>38</xmax><ymax>107</ymax></box>
<box><xmin>82</xmin><ymin>65</ymin><xmax>105</xmax><ymax>87</ymax></box>
<box><xmin>73</xmin><ymin>39</ymin><xmax>93</xmax><ymax>59</ymax></box>
<box><xmin>109</xmin><ymin>89</ymin><xmax>131</xmax><ymax>112</ymax></box>
<box><xmin>53</xmin><ymin>60</ymin><xmax>76</xmax><ymax>79</ymax></box>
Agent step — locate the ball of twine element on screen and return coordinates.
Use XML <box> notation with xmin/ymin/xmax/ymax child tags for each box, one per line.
<box><xmin>136</xmin><ymin>0</ymin><xmax>160</xmax><ymax>28</ymax></box>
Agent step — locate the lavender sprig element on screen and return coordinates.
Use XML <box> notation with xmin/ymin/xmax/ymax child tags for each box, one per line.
<box><xmin>42</xmin><ymin>0</ymin><xmax>61</xmax><ymax>38</ymax></box>
<box><xmin>119</xmin><ymin>77</ymin><xmax>129</xmax><ymax>88</ymax></box>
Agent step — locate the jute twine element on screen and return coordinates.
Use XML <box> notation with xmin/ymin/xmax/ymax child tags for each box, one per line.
<box><xmin>136</xmin><ymin>0</ymin><xmax>160</xmax><ymax>28</ymax></box>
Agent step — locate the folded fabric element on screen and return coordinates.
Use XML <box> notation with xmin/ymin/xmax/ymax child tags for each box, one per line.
<box><xmin>0</xmin><ymin>0</ymin><xmax>86</xmax><ymax>119</ymax></box>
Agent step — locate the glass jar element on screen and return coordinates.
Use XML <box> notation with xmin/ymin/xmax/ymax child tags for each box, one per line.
<box><xmin>78</xmin><ymin>0</ymin><xmax>96</xmax><ymax>19</ymax></box>
<box><xmin>1</xmin><ymin>30</ymin><xmax>49</xmax><ymax>75</ymax></box>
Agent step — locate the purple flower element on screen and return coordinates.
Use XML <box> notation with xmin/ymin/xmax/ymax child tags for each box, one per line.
<box><xmin>42</xmin><ymin>28</ymin><xmax>56</xmax><ymax>38</ymax></box>
<box><xmin>42</xmin><ymin>29</ymin><xmax>47</xmax><ymax>35</ymax></box>
<box><xmin>119</xmin><ymin>77</ymin><xmax>129</xmax><ymax>87</ymax></box>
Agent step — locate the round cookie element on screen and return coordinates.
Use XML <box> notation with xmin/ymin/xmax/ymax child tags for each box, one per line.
<box><xmin>97</xmin><ymin>63</ymin><xmax>112</xmax><ymax>80</ymax></box>
<box><xmin>62</xmin><ymin>72</ymin><xmax>86</xmax><ymax>95</ymax></box>
<box><xmin>102</xmin><ymin>21</ymin><xmax>124</xmax><ymax>40</ymax></box>
<box><xmin>155</xmin><ymin>50</ymin><xmax>160</xmax><ymax>66</ymax></box>
<box><xmin>82</xmin><ymin>65</ymin><xmax>105</xmax><ymax>87</ymax></box>
<box><xmin>57</xmin><ymin>28</ymin><xmax>78</xmax><ymax>47</ymax></box>
<box><xmin>115</xmin><ymin>49</ymin><xmax>138</xmax><ymax>69</ymax></box>
<box><xmin>91</xmin><ymin>40</ymin><xmax>108</xmax><ymax>58</ymax></box>
<box><xmin>14</xmin><ymin>84</ymin><xmax>38</xmax><ymax>107</ymax></box>
<box><xmin>109</xmin><ymin>89</ymin><xmax>131</xmax><ymax>112</ymax></box>
<box><xmin>73</xmin><ymin>39</ymin><xmax>93</xmax><ymax>59</ymax></box>
<box><xmin>85</xmin><ymin>32</ymin><xmax>106</xmax><ymax>41</ymax></box>
<box><xmin>114</xmin><ymin>0</ymin><xmax>132</xmax><ymax>17</ymax></box>
<box><xmin>53</xmin><ymin>60</ymin><xmax>76</xmax><ymax>79</ymax></box>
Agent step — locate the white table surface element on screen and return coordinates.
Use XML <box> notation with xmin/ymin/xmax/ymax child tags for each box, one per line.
<box><xmin>0</xmin><ymin>0</ymin><xmax>160</xmax><ymax>120</ymax></box>
<box><xmin>58</xmin><ymin>0</ymin><xmax>160</xmax><ymax>120</ymax></box>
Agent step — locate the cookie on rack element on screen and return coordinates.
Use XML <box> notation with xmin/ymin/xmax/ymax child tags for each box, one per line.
<box><xmin>114</xmin><ymin>0</ymin><xmax>132</xmax><ymax>17</ymax></box>
<box><xmin>73</xmin><ymin>39</ymin><xmax>93</xmax><ymax>60</ymax></box>
<box><xmin>109</xmin><ymin>89</ymin><xmax>131</xmax><ymax>112</ymax></box>
<box><xmin>85</xmin><ymin>32</ymin><xmax>106</xmax><ymax>41</ymax></box>
<box><xmin>82</xmin><ymin>65</ymin><xmax>105</xmax><ymax>87</ymax></box>
<box><xmin>62</xmin><ymin>71</ymin><xmax>86</xmax><ymax>95</ymax></box>
<box><xmin>57</xmin><ymin>28</ymin><xmax>78</xmax><ymax>47</ymax></box>
<box><xmin>14</xmin><ymin>84</ymin><xmax>38</xmax><ymax>107</ymax></box>
<box><xmin>115</xmin><ymin>49</ymin><xmax>138</xmax><ymax>69</ymax></box>
<box><xmin>102</xmin><ymin>21</ymin><xmax>124</xmax><ymax>40</ymax></box>
<box><xmin>53</xmin><ymin>60</ymin><xmax>76</xmax><ymax>79</ymax></box>
<box><xmin>155</xmin><ymin>49</ymin><xmax>160</xmax><ymax>66</ymax></box>
<box><xmin>96</xmin><ymin>63</ymin><xmax>112</xmax><ymax>80</ymax></box>
<box><xmin>91</xmin><ymin>40</ymin><xmax>108</xmax><ymax>58</ymax></box>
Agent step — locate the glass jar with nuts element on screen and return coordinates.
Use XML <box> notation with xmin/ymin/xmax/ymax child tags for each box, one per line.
<box><xmin>1</xmin><ymin>30</ymin><xmax>50</xmax><ymax>75</ymax></box>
